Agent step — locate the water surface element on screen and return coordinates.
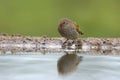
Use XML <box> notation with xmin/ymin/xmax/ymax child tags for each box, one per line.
<box><xmin>0</xmin><ymin>52</ymin><xmax>120</xmax><ymax>80</ymax></box>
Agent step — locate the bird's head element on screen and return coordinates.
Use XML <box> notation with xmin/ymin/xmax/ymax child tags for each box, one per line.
<box><xmin>59</xmin><ymin>18</ymin><xmax>71</xmax><ymax>28</ymax></box>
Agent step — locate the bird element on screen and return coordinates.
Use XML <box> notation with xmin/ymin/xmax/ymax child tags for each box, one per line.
<box><xmin>58</xmin><ymin>18</ymin><xmax>83</xmax><ymax>46</ymax></box>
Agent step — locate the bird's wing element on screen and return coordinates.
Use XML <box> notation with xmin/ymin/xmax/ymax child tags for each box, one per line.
<box><xmin>72</xmin><ymin>22</ymin><xmax>84</xmax><ymax>35</ymax></box>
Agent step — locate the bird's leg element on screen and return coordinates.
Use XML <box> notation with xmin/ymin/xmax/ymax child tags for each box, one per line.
<box><xmin>71</xmin><ymin>39</ymin><xmax>77</xmax><ymax>45</ymax></box>
<box><xmin>62</xmin><ymin>39</ymin><xmax>69</xmax><ymax>48</ymax></box>
<box><xmin>71</xmin><ymin>39</ymin><xmax>79</xmax><ymax>51</ymax></box>
<box><xmin>72</xmin><ymin>40</ymin><xmax>75</xmax><ymax>44</ymax></box>
<box><xmin>75</xmin><ymin>39</ymin><xmax>82</xmax><ymax>49</ymax></box>
<box><xmin>74</xmin><ymin>39</ymin><xmax>78</xmax><ymax>49</ymax></box>
<box><xmin>63</xmin><ymin>39</ymin><xmax>69</xmax><ymax>45</ymax></box>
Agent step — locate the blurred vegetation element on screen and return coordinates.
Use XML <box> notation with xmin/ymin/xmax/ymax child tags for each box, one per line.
<box><xmin>0</xmin><ymin>0</ymin><xmax>120</xmax><ymax>37</ymax></box>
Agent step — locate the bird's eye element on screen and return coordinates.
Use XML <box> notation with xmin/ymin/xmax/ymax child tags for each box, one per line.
<box><xmin>62</xmin><ymin>22</ymin><xmax>65</xmax><ymax>24</ymax></box>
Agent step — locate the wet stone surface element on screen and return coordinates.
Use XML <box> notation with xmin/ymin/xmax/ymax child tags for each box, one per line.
<box><xmin>0</xmin><ymin>35</ymin><xmax>120</xmax><ymax>55</ymax></box>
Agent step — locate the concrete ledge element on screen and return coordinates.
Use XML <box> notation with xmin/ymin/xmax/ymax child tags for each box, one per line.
<box><xmin>0</xmin><ymin>35</ymin><xmax>120</xmax><ymax>55</ymax></box>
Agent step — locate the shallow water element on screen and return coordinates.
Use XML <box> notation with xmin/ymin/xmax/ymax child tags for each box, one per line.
<box><xmin>0</xmin><ymin>52</ymin><xmax>120</xmax><ymax>80</ymax></box>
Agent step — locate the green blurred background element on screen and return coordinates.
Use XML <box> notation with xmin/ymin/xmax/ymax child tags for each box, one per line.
<box><xmin>0</xmin><ymin>0</ymin><xmax>120</xmax><ymax>37</ymax></box>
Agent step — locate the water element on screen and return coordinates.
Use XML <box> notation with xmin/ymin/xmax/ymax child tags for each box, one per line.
<box><xmin>0</xmin><ymin>52</ymin><xmax>120</xmax><ymax>80</ymax></box>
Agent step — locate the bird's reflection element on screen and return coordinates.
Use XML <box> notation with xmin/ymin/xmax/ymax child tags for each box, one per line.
<box><xmin>57</xmin><ymin>51</ymin><xmax>83</xmax><ymax>76</ymax></box>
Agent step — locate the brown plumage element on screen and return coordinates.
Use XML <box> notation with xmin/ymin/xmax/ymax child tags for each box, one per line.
<box><xmin>58</xmin><ymin>18</ymin><xmax>83</xmax><ymax>40</ymax></box>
